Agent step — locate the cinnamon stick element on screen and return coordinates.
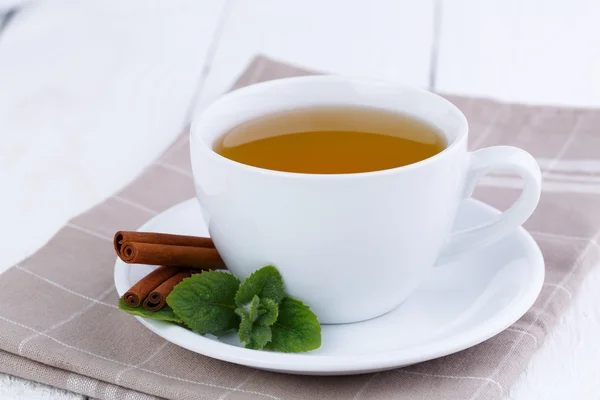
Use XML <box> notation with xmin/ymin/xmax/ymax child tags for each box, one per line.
<box><xmin>114</xmin><ymin>231</ymin><xmax>226</xmax><ymax>270</ymax></box>
<box><xmin>118</xmin><ymin>242</ymin><xmax>227</xmax><ymax>270</ymax></box>
<box><xmin>122</xmin><ymin>266</ymin><xmax>178</xmax><ymax>307</ymax></box>
<box><xmin>143</xmin><ymin>271</ymin><xmax>192</xmax><ymax>311</ymax></box>
<box><xmin>114</xmin><ymin>231</ymin><xmax>214</xmax><ymax>255</ymax></box>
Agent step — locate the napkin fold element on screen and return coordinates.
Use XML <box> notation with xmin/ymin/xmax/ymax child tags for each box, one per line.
<box><xmin>0</xmin><ymin>56</ymin><xmax>598</xmax><ymax>400</ymax></box>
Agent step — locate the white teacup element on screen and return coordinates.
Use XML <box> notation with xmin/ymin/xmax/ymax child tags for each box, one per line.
<box><xmin>190</xmin><ymin>76</ymin><xmax>541</xmax><ymax>324</ymax></box>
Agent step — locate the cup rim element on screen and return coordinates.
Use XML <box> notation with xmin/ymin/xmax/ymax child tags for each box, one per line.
<box><xmin>190</xmin><ymin>75</ymin><xmax>468</xmax><ymax>180</ymax></box>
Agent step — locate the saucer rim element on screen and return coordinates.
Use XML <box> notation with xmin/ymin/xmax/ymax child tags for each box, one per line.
<box><xmin>114</xmin><ymin>198</ymin><xmax>544</xmax><ymax>375</ymax></box>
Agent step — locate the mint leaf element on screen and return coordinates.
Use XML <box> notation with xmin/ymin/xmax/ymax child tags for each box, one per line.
<box><xmin>167</xmin><ymin>272</ymin><xmax>240</xmax><ymax>335</ymax></box>
<box><xmin>237</xmin><ymin>307</ymin><xmax>254</xmax><ymax>343</ymax></box>
<box><xmin>235</xmin><ymin>294</ymin><xmax>278</xmax><ymax>349</ymax></box>
<box><xmin>118</xmin><ymin>298</ymin><xmax>182</xmax><ymax>324</ymax></box>
<box><xmin>235</xmin><ymin>265</ymin><xmax>285</xmax><ymax>306</ymax></box>
<box><xmin>256</xmin><ymin>298</ymin><xmax>278</xmax><ymax>326</ymax></box>
<box><xmin>265</xmin><ymin>297</ymin><xmax>321</xmax><ymax>353</ymax></box>
<box><xmin>246</xmin><ymin>325</ymin><xmax>272</xmax><ymax>350</ymax></box>
<box><xmin>237</xmin><ymin>311</ymin><xmax>272</xmax><ymax>349</ymax></box>
<box><xmin>236</xmin><ymin>295</ymin><xmax>261</xmax><ymax>343</ymax></box>
<box><xmin>238</xmin><ymin>295</ymin><xmax>262</xmax><ymax>322</ymax></box>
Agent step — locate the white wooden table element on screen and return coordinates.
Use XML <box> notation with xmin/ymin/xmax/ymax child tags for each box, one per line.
<box><xmin>1</xmin><ymin>1</ymin><xmax>599</xmax><ymax>399</ymax></box>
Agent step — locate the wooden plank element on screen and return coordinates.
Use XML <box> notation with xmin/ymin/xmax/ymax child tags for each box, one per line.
<box><xmin>195</xmin><ymin>0</ymin><xmax>435</xmax><ymax>110</ymax></box>
<box><xmin>436</xmin><ymin>0</ymin><xmax>600</xmax><ymax>106</ymax></box>
<box><xmin>0</xmin><ymin>373</ymin><xmax>84</xmax><ymax>400</ymax></box>
<box><xmin>0</xmin><ymin>0</ymin><xmax>227</xmax><ymax>271</ymax></box>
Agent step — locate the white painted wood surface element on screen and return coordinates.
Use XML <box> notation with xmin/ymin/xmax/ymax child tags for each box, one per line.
<box><xmin>193</xmin><ymin>0</ymin><xmax>434</xmax><ymax>112</ymax></box>
<box><xmin>436</xmin><ymin>0</ymin><xmax>600</xmax><ymax>107</ymax></box>
<box><xmin>0</xmin><ymin>374</ymin><xmax>83</xmax><ymax>400</ymax></box>
<box><xmin>0</xmin><ymin>0</ymin><xmax>598</xmax><ymax>399</ymax></box>
<box><xmin>0</xmin><ymin>0</ymin><xmax>227</xmax><ymax>268</ymax></box>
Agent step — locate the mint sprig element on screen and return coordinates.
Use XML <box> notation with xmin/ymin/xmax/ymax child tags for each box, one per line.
<box><xmin>237</xmin><ymin>297</ymin><xmax>274</xmax><ymax>350</ymax></box>
<box><xmin>120</xmin><ymin>266</ymin><xmax>321</xmax><ymax>353</ymax></box>
<box><xmin>256</xmin><ymin>297</ymin><xmax>278</xmax><ymax>326</ymax></box>
<box><xmin>234</xmin><ymin>266</ymin><xmax>285</xmax><ymax>349</ymax></box>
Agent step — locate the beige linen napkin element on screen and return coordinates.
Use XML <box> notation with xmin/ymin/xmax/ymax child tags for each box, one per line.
<box><xmin>0</xmin><ymin>56</ymin><xmax>599</xmax><ymax>400</ymax></box>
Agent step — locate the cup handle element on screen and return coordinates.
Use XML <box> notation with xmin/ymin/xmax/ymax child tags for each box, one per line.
<box><xmin>437</xmin><ymin>146</ymin><xmax>542</xmax><ymax>264</ymax></box>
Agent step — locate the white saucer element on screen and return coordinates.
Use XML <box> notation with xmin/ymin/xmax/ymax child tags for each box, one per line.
<box><xmin>114</xmin><ymin>198</ymin><xmax>544</xmax><ymax>375</ymax></box>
